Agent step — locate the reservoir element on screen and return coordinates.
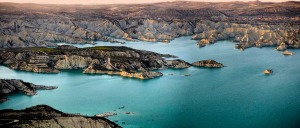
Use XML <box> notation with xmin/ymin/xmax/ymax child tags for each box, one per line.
<box><xmin>1</xmin><ymin>36</ymin><xmax>300</xmax><ymax>128</ymax></box>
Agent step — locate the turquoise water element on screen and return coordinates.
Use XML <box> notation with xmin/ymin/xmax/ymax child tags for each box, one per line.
<box><xmin>1</xmin><ymin>37</ymin><xmax>300</xmax><ymax>128</ymax></box>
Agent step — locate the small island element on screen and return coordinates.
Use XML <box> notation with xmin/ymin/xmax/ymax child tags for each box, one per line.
<box><xmin>192</xmin><ymin>60</ymin><xmax>225</xmax><ymax>68</ymax></box>
<box><xmin>263</xmin><ymin>69</ymin><xmax>273</xmax><ymax>75</ymax></box>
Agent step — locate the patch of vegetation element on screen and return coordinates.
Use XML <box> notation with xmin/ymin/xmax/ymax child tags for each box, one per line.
<box><xmin>25</xmin><ymin>47</ymin><xmax>57</xmax><ymax>53</ymax></box>
<box><xmin>4</xmin><ymin>46</ymin><xmax>113</xmax><ymax>54</ymax></box>
<box><xmin>4</xmin><ymin>47</ymin><xmax>59</xmax><ymax>53</ymax></box>
<box><xmin>85</xmin><ymin>46</ymin><xmax>112</xmax><ymax>51</ymax></box>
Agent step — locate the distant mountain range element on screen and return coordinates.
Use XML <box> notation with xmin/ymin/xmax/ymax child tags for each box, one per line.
<box><xmin>0</xmin><ymin>1</ymin><xmax>299</xmax><ymax>19</ymax></box>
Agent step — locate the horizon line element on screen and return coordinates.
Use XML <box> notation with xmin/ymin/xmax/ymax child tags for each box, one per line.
<box><xmin>0</xmin><ymin>0</ymin><xmax>297</xmax><ymax>5</ymax></box>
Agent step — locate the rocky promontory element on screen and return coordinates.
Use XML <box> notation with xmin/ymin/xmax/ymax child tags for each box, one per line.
<box><xmin>0</xmin><ymin>45</ymin><xmax>179</xmax><ymax>79</ymax></box>
<box><xmin>0</xmin><ymin>105</ymin><xmax>120</xmax><ymax>128</ymax></box>
<box><xmin>192</xmin><ymin>60</ymin><xmax>224</xmax><ymax>68</ymax></box>
<box><xmin>0</xmin><ymin>79</ymin><xmax>57</xmax><ymax>102</ymax></box>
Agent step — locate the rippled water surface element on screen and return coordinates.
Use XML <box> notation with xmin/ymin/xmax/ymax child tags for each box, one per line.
<box><xmin>1</xmin><ymin>37</ymin><xmax>300</xmax><ymax>128</ymax></box>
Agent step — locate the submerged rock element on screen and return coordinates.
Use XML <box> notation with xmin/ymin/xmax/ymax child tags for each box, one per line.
<box><xmin>125</xmin><ymin>112</ymin><xmax>135</xmax><ymax>115</ymax></box>
<box><xmin>0</xmin><ymin>105</ymin><xmax>120</xmax><ymax>128</ymax></box>
<box><xmin>95</xmin><ymin>112</ymin><xmax>117</xmax><ymax>118</ymax></box>
<box><xmin>192</xmin><ymin>60</ymin><xmax>224</xmax><ymax>68</ymax></box>
<box><xmin>0</xmin><ymin>79</ymin><xmax>57</xmax><ymax>102</ymax></box>
<box><xmin>183</xmin><ymin>74</ymin><xmax>191</xmax><ymax>76</ymax></box>
<box><xmin>282</xmin><ymin>50</ymin><xmax>293</xmax><ymax>56</ymax></box>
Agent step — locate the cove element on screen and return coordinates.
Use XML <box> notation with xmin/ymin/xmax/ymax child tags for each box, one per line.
<box><xmin>1</xmin><ymin>36</ymin><xmax>300</xmax><ymax>128</ymax></box>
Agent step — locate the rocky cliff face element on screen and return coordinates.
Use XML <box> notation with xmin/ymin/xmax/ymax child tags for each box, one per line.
<box><xmin>0</xmin><ymin>105</ymin><xmax>120</xmax><ymax>128</ymax></box>
<box><xmin>0</xmin><ymin>79</ymin><xmax>57</xmax><ymax>102</ymax></box>
<box><xmin>0</xmin><ymin>2</ymin><xmax>299</xmax><ymax>51</ymax></box>
<box><xmin>1</xmin><ymin>18</ymin><xmax>298</xmax><ymax>51</ymax></box>
<box><xmin>0</xmin><ymin>19</ymin><xmax>123</xmax><ymax>48</ymax></box>
<box><xmin>192</xmin><ymin>20</ymin><xmax>300</xmax><ymax>50</ymax></box>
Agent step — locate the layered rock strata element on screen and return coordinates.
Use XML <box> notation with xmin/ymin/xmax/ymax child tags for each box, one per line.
<box><xmin>2</xmin><ymin>18</ymin><xmax>298</xmax><ymax>51</ymax></box>
<box><xmin>191</xmin><ymin>20</ymin><xmax>300</xmax><ymax>51</ymax></box>
<box><xmin>0</xmin><ymin>1</ymin><xmax>299</xmax><ymax>51</ymax></box>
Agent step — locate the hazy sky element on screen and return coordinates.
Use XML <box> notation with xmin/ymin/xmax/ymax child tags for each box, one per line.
<box><xmin>0</xmin><ymin>0</ymin><xmax>296</xmax><ymax>4</ymax></box>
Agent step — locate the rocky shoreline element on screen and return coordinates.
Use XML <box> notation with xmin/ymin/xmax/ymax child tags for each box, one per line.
<box><xmin>1</xmin><ymin>18</ymin><xmax>298</xmax><ymax>51</ymax></box>
<box><xmin>0</xmin><ymin>79</ymin><xmax>57</xmax><ymax>102</ymax></box>
<box><xmin>0</xmin><ymin>105</ymin><xmax>120</xmax><ymax>128</ymax></box>
<box><xmin>193</xmin><ymin>21</ymin><xmax>299</xmax><ymax>51</ymax></box>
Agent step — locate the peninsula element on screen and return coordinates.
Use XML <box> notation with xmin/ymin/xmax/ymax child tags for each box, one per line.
<box><xmin>0</xmin><ymin>45</ymin><xmax>223</xmax><ymax>79</ymax></box>
<box><xmin>0</xmin><ymin>79</ymin><xmax>57</xmax><ymax>102</ymax></box>
<box><xmin>0</xmin><ymin>105</ymin><xmax>120</xmax><ymax>128</ymax></box>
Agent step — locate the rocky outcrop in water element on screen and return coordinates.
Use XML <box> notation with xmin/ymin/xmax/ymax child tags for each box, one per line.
<box><xmin>282</xmin><ymin>50</ymin><xmax>293</xmax><ymax>56</ymax></box>
<box><xmin>0</xmin><ymin>105</ymin><xmax>120</xmax><ymax>128</ymax></box>
<box><xmin>192</xmin><ymin>60</ymin><xmax>224</xmax><ymax>68</ymax></box>
<box><xmin>0</xmin><ymin>79</ymin><xmax>57</xmax><ymax>102</ymax></box>
<box><xmin>276</xmin><ymin>42</ymin><xmax>288</xmax><ymax>51</ymax></box>
<box><xmin>263</xmin><ymin>69</ymin><xmax>273</xmax><ymax>74</ymax></box>
<box><xmin>166</xmin><ymin>59</ymin><xmax>191</xmax><ymax>68</ymax></box>
<box><xmin>0</xmin><ymin>46</ymin><xmax>178</xmax><ymax>79</ymax></box>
